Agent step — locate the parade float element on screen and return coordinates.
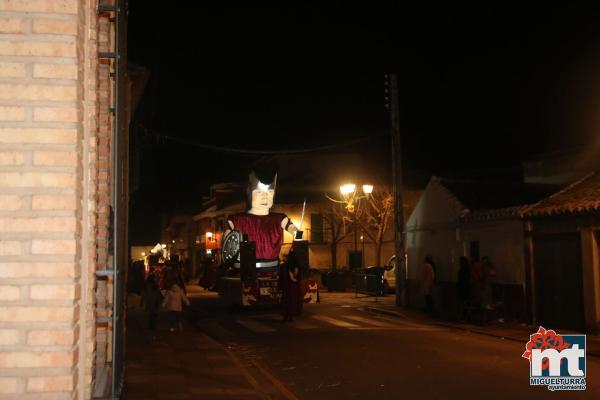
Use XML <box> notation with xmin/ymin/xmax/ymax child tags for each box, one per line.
<box><xmin>219</xmin><ymin>167</ymin><xmax>318</xmax><ymax>306</ymax></box>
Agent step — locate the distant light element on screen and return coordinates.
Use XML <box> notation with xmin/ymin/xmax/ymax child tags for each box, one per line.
<box><xmin>206</xmin><ymin>249</ymin><xmax>212</xmax><ymax>255</ymax></box>
<box><xmin>362</xmin><ymin>184</ymin><xmax>374</xmax><ymax>194</ymax></box>
<box><xmin>257</xmin><ymin>181</ymin><xmax>270</xmax><ymax>192</ymax></box>
<box><xmin>172</xmin><ymin>240</ymin><xmax>175</xmax><ymax>244</ymax></box>
<box><xmin>360</xmin><ymin>236</ymin><xmax>363</xmax><ymax>241</ymax></box>
<box><xmin>340</xmin><ymin>183</ymin><xmax>356</xmax><ymax>195</ymax></box>
<box><xmin>141</xmin><ymin>252</ymin><xmax>146</xmax><ymax>256</ymax></box>
<box><xmin>206</xmin><ymin>231</ymin><xmax>213</xmax><ymax>239</ymax></box>
<box><xmin>161</xmin><ymin>244</ymin><xmax>167</xmax><ymax>248</ymax></box>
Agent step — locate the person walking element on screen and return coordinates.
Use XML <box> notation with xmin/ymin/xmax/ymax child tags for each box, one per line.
<box><xmin>140</xmin><ymin>274</ymin><xmax>163</xmax><ymax>330</ymax></box>
<box><xmin>162</xmin><ymin>282</ymin><xmax>190</xmax><ymax>332</ymax></box>
<box><xmin>282</xmin><ymin>250</ymin><xmax>303</xmax><ymax>322</ymax></box>
<box><xmin>457</xmin><ymin>256</ymin><xmax>470</xmax><ymax>321</ymax></box>
<box><xmin>420</xmin><ymin>256</ymin><xmax>436</xmax><ymax>315</ymax></box>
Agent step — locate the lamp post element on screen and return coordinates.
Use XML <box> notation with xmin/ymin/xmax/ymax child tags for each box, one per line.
<box><xmin>339</xmin><ymin>183</ymin><xmax>373</xmax><ymax>269</ymax></box>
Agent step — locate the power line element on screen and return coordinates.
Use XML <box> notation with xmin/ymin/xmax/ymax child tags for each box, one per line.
<box><xmin>134</xmin><ymin>122</ymin><xmax>386</xmax><ymax>156</ymax></box>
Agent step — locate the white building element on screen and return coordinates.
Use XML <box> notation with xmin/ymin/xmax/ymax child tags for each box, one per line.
<box><xmin>406</xmin><ymin>176</ymin><xmax>559</xmax><ymax>318</ymax></box>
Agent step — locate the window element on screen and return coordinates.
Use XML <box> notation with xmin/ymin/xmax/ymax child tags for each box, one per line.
<box><xmin>310</xmin><ymin>213</ymin><xmax>324</xmax><ymax>243</ymax></box>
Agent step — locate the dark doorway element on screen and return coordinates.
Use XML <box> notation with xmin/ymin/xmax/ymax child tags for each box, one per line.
<box><xmin>469</xmin><ymin>240</ymin><xmax>480</xmax><ymax>260</ymax></box>
<box><xmin>533</xmin><ymin>233</ymin><xmax>585</xmax><ymax>330</ymax></box>
<box><xmin>348</xmin><ymin>250</ymin><xmax>363</xmax><ymax>270</ymax></box>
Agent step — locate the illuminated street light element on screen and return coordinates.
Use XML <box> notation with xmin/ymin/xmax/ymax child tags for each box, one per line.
<box><xmin>332</xmin><ymin>181</ymin><xmax>375</xmax><ymax>265</ymax></box>
<box><xmin>340</xmin><ymin>183</ymin><xmax>356</xmax><ymax>195</ymax></box>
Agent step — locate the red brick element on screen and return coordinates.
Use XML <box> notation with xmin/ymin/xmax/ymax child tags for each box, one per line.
<box><xmin>0</xmin><ymin>84</ymin><xmax>76</xmax><ymax>102</ymax></box>
<box><xmin>0</xmin><ymin>40</ymin><xmax>76</xmax><ymax>57</ymax></box>
<box><xmin>33</xmin><ymin>151</ymin><xmax>77</xmax><ymax>166</ymax></box>
<box><xmin>0</xmin><ymin>151</ymin><xmax>25</xmax><ymax>165</ymax></box>
<box><xmin>0</xmin><ymin>106</ymin><xmax>25</xmax><ymax>121</ymax></box>
<box><xmin>0</xmin><ymin>0</ymin><xmax>77</xmax><ymax>14</ymax></box>
<box><xmin>0</xmin><ymin>241</ymin><xmax>21</xmax><ymax>256</ymax></box>
<box><xmin>31</xmin><ymin>240</ymin><xmax>76</xmax><ymax>255</ymax></box>
<box><xmin>27</xmin><ymin>374</ymin><xmax>75</xmax><ymax>393</ymax></box>
<box><xmin>27</xmin><ymin>329</ymin><xmax>76</xmax><ymax>346</ymax></box>
<box><xmin>32</xmin><ymin>195</ymin><xmax>76</xmax><ymax>210</ymax></box>
<box><xmin>0</xmin><ymin>307</ymin><xmax>74</xmax><ymax>323</ymax></box>
<box><xmin>0</xmin><ymin>329</ymin><xmax>19</xmax><ymax>345</ymax></box>
<box><xmin>0</xmin><ymin>61</ymin><xmax>26</xmax><ymax>78</ymax></box>
<box><xmin>0</xmin><ymin>128</ymin><xmax>76</xmax><ymax>144</ymax></box>
<box><xmin>0</xmin><ymin>262</ymin><xmax>76</xmax><ymax>278</ymax></box>
<box><xmin>0</xmin><ymin>217</ymin><xmax>76</xmax><ymax>233</ymax></box>
<box><xmin>0</xmin><ymin>286</ymin><xmax>20</xmax><ymax>301</ymax></box>
<box><xmin>0</xmin><ymin>378</ymin><xmax>17</xmax><ymax>394</ymax></box>
<box><xmin>30</xmin><ymin>284</ymin><xmax>79</xmax><ymax>300</ymax></box>
<box><xmin>0</xmin><ymin>172</ymin><xmax>75</xmax><ymax>188</ymax></box>
<box><xmin>0</xmin><ymin>195</ymin><xmax>22</xmax><ymax>211</ymax></box>
<box><xmin>33</xmin><ymin>107</ymin><xmax>78</xmax><ymax>122</ymax></box>
<box><xmin>33</xmin><ymin>63</ymin><xmax>77</xmax><ymax>80</ymax></box>
<box><xmin>0</xmin><ymin>18</ymin><xmax>27</xmax><ymax>34</ymax></box>
<box><xmin>0</xmin><ymin>350</ymin><xmax>76</xmax><ymax>368</ymax></box>
<box><xmin>32</xmin><ymin>19</ymin><xmax>77</xmax><ymax>35</ymax></box>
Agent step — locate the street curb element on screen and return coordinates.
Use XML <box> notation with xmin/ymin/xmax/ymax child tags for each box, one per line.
<box><xmin>364</xmin><ymin>306</ymin><xmax>406</xmax><ymax>319</ymax></box>
<box><xmin>364</xmin><ymin>306</ymin><xmax>600</xmax><ymax>358</ymax></box>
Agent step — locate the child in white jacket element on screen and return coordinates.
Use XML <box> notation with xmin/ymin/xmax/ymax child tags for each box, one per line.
<box><xmin>162</xmin><ymin>283</ymin><xmax>190</xmax><ymax>332</ymax></box>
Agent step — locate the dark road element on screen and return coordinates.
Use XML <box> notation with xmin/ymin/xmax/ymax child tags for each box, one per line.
<box><xmin>187</xmin><ymin>289</ymin><xmax>599</xmax><ymax>400</ymax></box>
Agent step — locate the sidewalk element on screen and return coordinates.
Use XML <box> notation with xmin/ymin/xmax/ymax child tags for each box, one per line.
<box><xmin>322</xmin><ymin>290</ymin><xmax>600</xmax><ymax>357</ymax></box>
<box><xmin>124</xmin><ymin>288</ymin><xmax>291</xmax><ymax>400</ymax></box>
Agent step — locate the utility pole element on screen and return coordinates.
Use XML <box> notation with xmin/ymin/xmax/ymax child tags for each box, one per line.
<box><xmin>386</xmin><ymin>73</ymin><xmax>406</xmax><ymax>307</ymax></box>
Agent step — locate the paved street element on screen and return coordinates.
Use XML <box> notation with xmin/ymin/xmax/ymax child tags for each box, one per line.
<box><xmin>126</xmin><ymin>286</ymin><xmax>600</xmax><ymax>399</ymax></box>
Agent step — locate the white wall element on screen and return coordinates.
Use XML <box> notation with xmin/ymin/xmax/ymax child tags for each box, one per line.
<box><xmin>406</xmin><ymin>180</ymin><xmax>463</xmax><ymax>281</ymax></box>
<box><xmin>405</xmin><ymin>179</ymin><xmax>527</xmax><ymax>286</ymax></box>
<box><xmin>461</xmin><ymin>220</ymin><xmax>526</xmax><ymax>285</ymax></box>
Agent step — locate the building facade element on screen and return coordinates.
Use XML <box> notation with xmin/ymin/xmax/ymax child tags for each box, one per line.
<box><xmin>0</xmin><ymin>1</ymin><xmax>131</xmax><ymax>398</ymax></box>
<box><xmin>405</xmin><ymin>177</ymin><xmax>558</xmax><ymax>319</ymax></box>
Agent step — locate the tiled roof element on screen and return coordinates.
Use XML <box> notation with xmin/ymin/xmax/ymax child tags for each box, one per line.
<box><xmin>524</xmin><ymin>172</ymin><xmax>600</xmax><ymax>217</ymax></box>
<box><xmin>433</xmin><ymin>177</ymin><xmax>561</xmax><ymax>220</ymax></box>
<box><xmin>440</xmin><ymin>178</ymin><xmax>561</xmax><ymax>210</ymax></box>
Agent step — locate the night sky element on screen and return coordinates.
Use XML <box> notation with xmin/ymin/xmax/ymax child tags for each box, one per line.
<box><xmin>127</xmin><ymin>5</ymin><xmax>600</xmax><ymax>243</ymax></box>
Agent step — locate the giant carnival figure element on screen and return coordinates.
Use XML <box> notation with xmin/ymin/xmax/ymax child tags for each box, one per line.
<box><xmin>219</xmin><ymin>165</ymin><xmax>318</xmax><ymax>307</ymax></box>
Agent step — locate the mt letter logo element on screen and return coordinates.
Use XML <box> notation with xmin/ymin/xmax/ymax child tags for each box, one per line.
<box><xmin>522</xmin><ymin>326</ymin><xmax>586</xmax><ymax>391</ymax></box>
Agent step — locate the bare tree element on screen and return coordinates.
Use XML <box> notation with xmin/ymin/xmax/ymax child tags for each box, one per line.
<box><xmin>317</xmin><ymin>201</ymin><xmax>352</xmax><ymax>272</ymax></box>
<box><xmin>357</xmin><ymin>189</ymin><xmax>393</xmax><ymax>267</ymax></box>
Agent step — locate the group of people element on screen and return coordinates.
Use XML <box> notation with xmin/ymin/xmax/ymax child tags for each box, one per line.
<box><xmin>140</xmin><ymin>265</ymin><xmax>190</xmax><ymax>332</ymax></box>
<box><xmin>457</xmin><ymin>255</ymin><xmax>497</xmax><ymax>320</ymax></box>
<box><xmin>419</xmin><ymin>254</ymin><xmax>497</xmax><ymax>319</ymax></box>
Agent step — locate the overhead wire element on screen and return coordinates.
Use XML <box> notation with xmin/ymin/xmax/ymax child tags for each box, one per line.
<box><xmin>134</xmin><ymin>122</ymin><xmax>387</xmax><ymax>156</ymax></box>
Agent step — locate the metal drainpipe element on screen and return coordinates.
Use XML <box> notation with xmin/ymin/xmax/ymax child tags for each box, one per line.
<box><xmin>111</xmin><ymin>0</ymin><xmax>122</xmax><ymax>397</ymax></box>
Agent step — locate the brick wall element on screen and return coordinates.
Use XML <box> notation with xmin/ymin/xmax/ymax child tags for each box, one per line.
<box><xmin>0</xmin><ymin>0</ymin><xmax>105</xmax><ymax>398</ymax></box>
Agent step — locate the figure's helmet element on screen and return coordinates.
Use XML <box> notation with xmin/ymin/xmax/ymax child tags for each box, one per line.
<box><xmin>247</xmin><ymin>163</ymin><xmax>277</xmax><ymax>213</ymax></box>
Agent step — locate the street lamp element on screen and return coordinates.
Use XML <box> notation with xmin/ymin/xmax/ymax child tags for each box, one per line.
<box><xmin>338</xmin><ymin>182</ymin><xmax>373</xmax><ymax>213</ymax></box>
<box><xmin>338</xmin><ymin>183</ymin><xmax>373</xmax><ymax>268</ymax></box>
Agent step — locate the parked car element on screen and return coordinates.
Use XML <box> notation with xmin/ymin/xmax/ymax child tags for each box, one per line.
<box><xmin>363</xmin><ymin>265</ymin><xmax>386</xmax><ymax>295</ymax></box>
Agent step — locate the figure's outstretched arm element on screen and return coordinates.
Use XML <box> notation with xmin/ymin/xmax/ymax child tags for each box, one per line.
<box><xmin>281</xmin><ymin>217</ymin><xmax>302</xmax><ymax>240</ymax></box>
